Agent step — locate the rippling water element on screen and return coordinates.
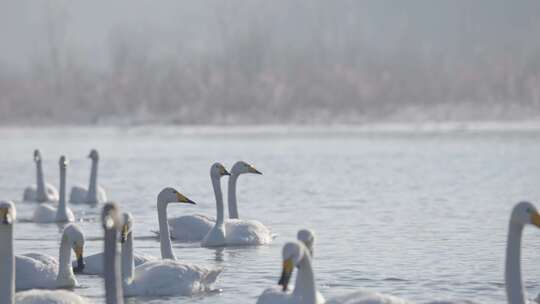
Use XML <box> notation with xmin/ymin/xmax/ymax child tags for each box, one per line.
<box><xmin>1</xmin><ymin>125</ymin><xmax>540</xmax><ymax>303</ymax></box>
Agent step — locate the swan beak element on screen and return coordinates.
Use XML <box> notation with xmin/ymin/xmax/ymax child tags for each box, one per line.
<box><xmin>248</xmin><ymin>166</ymin><xmax>262</xmax><ymax>175</ymax></box>
<box><xmin>220</xmin><ymin>167</ymin><xmax>231</xmax><ymax>176</ymax></box>
<box><xmin>175</xmin><ymin>192</ymin><xmax>196</xmax><ymax>204</ymax></box>
<box><xmin>278</xmin><ymin>258</ymin><xmax>294</xmax><ymax>291</ymax></box>
<box><xmin>531</xmin><ymin>211</ymin><xmax>540</xmax><ymax>228</ymax></box>
<box><xmin>120</xmin><ymin>225</ymin><xmax>129</xmax><ymax>243</ymax></box>
<box><xmin>73</xmin><ymin>246</ymin><xmax>85</xmax><ymax>273</ymax></box>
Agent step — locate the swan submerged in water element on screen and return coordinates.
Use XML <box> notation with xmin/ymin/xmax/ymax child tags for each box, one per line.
<box><xmin>0</xmin><ymin>201</ymin><xmax>88</xmax><ymax>304</ymax></box>
<box><xmin>32</xmin><ymin>156</ymin><xmax>75</xmax><ymax>223</ymax></box>
<box><xmin>15</xmin><ymin>224</ymin><xmax>85</xmax><ymax>290</ymax></box>
<box><xmin>202</xmin><ymin>163</ymin><xmax>272</xmax><ymax>247</ymax></box>
<box><xmin>104</xmin><ymin>199</ymin><xmax>222</xmax><ymax>297</ymax></box>
<box><xmin>73</xmin><ymin>212</ymin><xmax>154</xmax><ymax>275</ymax></box>
<box><xmin>70</xmin><ymin>149</ymin><xmax>107</xmax><ymax>204</ymax></box>
<box><xmin>23</xmin><ymin>150</ymin><xmax>59</xmax><ymax>203</ymax></box>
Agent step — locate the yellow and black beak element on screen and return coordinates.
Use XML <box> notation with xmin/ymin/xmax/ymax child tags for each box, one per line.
<box><xmin>0</xmin><ymin>208</ymin><xmax>12</xmax><ymax>225</ymax></box>
<box><xmin>175</xmin><ymin>191</ymin><xmax>196</xmax><ymax>205</ymax></box>
<box><xmin>531</xmin><ymin>211</ymin><xmax>540</xmax><ymax>228</ymax></box>
<box><xmin>220</xmin><ymin>167</ymin><xmax>231</xmax><ymax>176</ymax></box>
<box><xmin>120</xmin><ymin>224</ymin><xmax>129</xmax><ymax>243</ymax></box>
<box><xmin>248</xmin><ymin>165</ymin><xmax>262</xmax><ymax>175</ymax></box>
<box><xmin>73</xmin><ymin>246</ymin><xmax>85</xmax><ymax>273</ymax></box>
<box><xmin>278</xmin><ymin>258</ymin><xmax>294</xmax><ymax>291</ymax></box>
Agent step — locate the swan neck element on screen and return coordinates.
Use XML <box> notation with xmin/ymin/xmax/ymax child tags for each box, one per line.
<box><xmin>0</xmin><ymin>225</ymin><xmax>14</xmax><ymax>304</ymax></box>
<box><xmin>212</xmin><ymin>174</ymin><xmax>225</xmax><ymax>225</ymax></box>
<box><xmin>87</xmin><ymin>158</ymin><xmax>98</xmax><ymax>202</ymax></box>
<box><xmin>506</xmin><ymin>222</ymin><xmax>525</xmax><ymax>304</ymax></box>
<box><xmin>157</xmin><ymin>200</ymin><xmax>176</xmax><ymax>260</ymax></box>
<box><xmin>104</xmin><ymin>226</ymin><xmax>123</xmax><ymax>304</ymax></box>
<box><xmin>36</xmin><ymin>160</ymin><xmax>46</xmax><ymax>201</ymax></box>
<box><xmin>292</xmin><ymin>252</ymin><xmax>317</xmax><ymax>304</ymax></box>
<box><xmin>227</xmin><ymin>173</ymin><xmax>239</xmax><ymax>219</ymax></box>
<box><xmin>57</xmin><ymin>167</ymin><xmax>68</xmax><ymax>219</ymax></box>
<box><xmin>57</xmin><ymin>235</ymin><xmax>75</xmax><ymax>285</ymax></box>
<box><xmin>121</xmin><ymin>231</ymin><xmax>134</xmax><ymax>281</ymax></box>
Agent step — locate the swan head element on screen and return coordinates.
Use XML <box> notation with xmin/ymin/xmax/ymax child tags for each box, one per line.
<box><xmin>120</xmin><ymin>212</ymin><xmax>133</xmax><ymax>243</ymax></box>
<box><xmin>157</xmin><ymin>187</ymin><xmax>197</xmax><ymax>207</ymax></box>
<box><xmin>59</xmin><ymin>155</ymin><xmax>69</xmax><ymax>169</ymax></box>
<box><xmin>88</xmin><ymin>149</ymin><xmax>99</xmax><ymax>161</ymax></box>
<box><xmin>33</xmin><ymin>149</ymin><xmax>41</xmax><ymax>162</ymax></box>
<box><xmin>211</xmin><ymin>163</ymin><xmax>231</xmax><ymax>179</ymax></box>
<box><xmin>297</xmin><ymin>229</ymin><xmax>315</xmax><ymax>257</ymax></box>
<box><xmin>102</xmin><ymin>202</ymin><xmax>122</xmax><ymax>231</ymax></box>
<box><xmin>278</xmin><ymin>241</ymin><xmax>306</xmax><ymax>291</ymax></box>
<box><xmin>510</xmin><ymin>201</ymin><xmax>540</xmax><ymax>227</ymax></box>
<box><xmin>0</xmin><ymin>201</ymin><xmax>16</xmax><ymax>225</ymax></box>
<box><xmin>62</xmin><ymin>224</ymin><xmax>85</xmax><ymax>272</ymax></box>
<box><xmin>231</xmin><ymin>161</ymin><xmax>262</xmax><ymax>175</ymax></box>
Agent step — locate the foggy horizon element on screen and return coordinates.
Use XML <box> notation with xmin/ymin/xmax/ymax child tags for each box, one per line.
<box><xmin>2</xmin><ymin>0</ymin><xmax>540</xmax><ymax>125</ymax></box>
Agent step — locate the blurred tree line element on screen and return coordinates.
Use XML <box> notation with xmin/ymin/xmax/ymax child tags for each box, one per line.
<box><xmin>1</xmin><ymin>0</ymin><xmax>540</xmax><ymax>124</ymax></box>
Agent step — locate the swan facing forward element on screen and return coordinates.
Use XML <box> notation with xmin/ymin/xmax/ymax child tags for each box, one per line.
<box><xmin>76</xmin><ymin>212</ymin><xmax>154</xmax><ymax>275</ymax></box>
<box><xmin>15</xmin><ymin>224</ymin><xmax>85</xmax><ymax>290</ymax></box>
<box><xmin>32</xmin><ymin>156</ymin><xmax>75</xmax><ymax>223</ymax></box>
<box><xmin>23</xmin><ymin>149</ymin><xmax>59</xmax><ymax>203</ymax></box>
<box><xmin>0</xmin><ymin>201</ymin><xmax>88</xmax><ymax>304</ymax></box>
<box><xmin>70</xmin><ymin>149</ymin><xmax>107</xmax><ymax>204</ymax></box>
<box><xmin>202</xmin><ymin>163</ymin><xmax>272</xmax><ymax>247</ymax></box>
<box><xmin>257</xmin><ymin>241</ymin><xmax>410</xmax><ymax>304</ymax></box>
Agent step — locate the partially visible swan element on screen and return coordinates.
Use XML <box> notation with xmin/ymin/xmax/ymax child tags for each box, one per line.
<box><xmin>15</xmin><ymin>224</ymin><xmax>85</xmax><ymax>290</ymax></box>
<box><xmin>257</xmin><ymin>241</ymin><xmax>411</xmax><ymax>304</ymax></box>
<box><xmin>32</xmin><ymin>156</ymin><xmax>75</xmax><ymax>223</ymax></box>
<box><xmin>23</xmin><ymin>149</ymin><xmax>59</xmax><ymax>203</ymax></box>
<box><xmin>70</xmin><ymin>149</ymin><xmax>107</xmax><ymax>204</ymax></box>
<box><xmin>504</xmin><ymin>201</ymin><xmax>540</xmax><ymax>304</ymax></box>
<box><xmin>297</xmin><ymin>229</ymin><xmax>315</xmax><ymax>257</ymax></box>
<box><xmin>202</xmin><ymin>163</ymin><xmax>272</xmax><ymax>247</ymax></box>
<box><xmin>0</xmin><ymin>201</ymin><xmax>88</xmax><ymax>304</ymax></box>
<box><xmin>101</xmin><ymin>203</ymin><xmax>124</xmax><ymax>304</ymax></box>
<box><xmin>76</xmin><ymin>212</ymin><xmax>154</xmax><ymax>275</ymax></box>
<box><xmin>165</xmin><ymin>161</ymin><xmax>264</xmax><ymax>242</ymax></box>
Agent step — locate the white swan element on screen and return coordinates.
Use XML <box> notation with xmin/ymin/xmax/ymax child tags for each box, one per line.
<box><xmin>165</xmin><ymin>161</ymin><xmax>265</xmax><ymax>242</ymax></box>
<box><xmin>69</xmin><ymin>149</ymin><xmax>107</xmax><ymax>204</ymax></box>
<box><xmin>32</xmin><ymin>156</ymin><xmax>75</xmax><ymax>223</ymax></box>
<box><xmin>0</xmin><ymin>201</ymin><xmax>88</xmax><ymax>304</ymax></box>
<box><xmin>15</xmin><ymin>224</ymin><xmax>85</xmax><ymax>290</ymax></box>
<box><xmin>202</xmin><ymin>163</ymin><xmax>272</xmax><ymax>247</ymax></box>
<box><xmin>505</xmin><ymin>201</ymin><xmax>540</xmax><ymax>304</ymax></box>
<box><xmin>23</xmin><ymin>150</ymin><xmax>59</xmax><ymax>203</ymax></box>
<box><xmin>75</xmin><ymin>212</ymin><xmax>154</xmax><ymax>275</ymax></box>
<box><xmin>101</xmin><ymin>203</ymin><xmax>124</xmax><ymax>304</ymax></box>
<box><xmin>297</xmin><ymin>229</ymin><xmax>315</xmax><ymax>257</ymax></box>
<box><xmin>108</xmin><ymin>192</ymin><xmax>222</xmax><ymax>297</ymax></box>
<box><xmin>257</xmin><ymin>241</ymin><xmax>411</xmax><ymax>304</ymax></box>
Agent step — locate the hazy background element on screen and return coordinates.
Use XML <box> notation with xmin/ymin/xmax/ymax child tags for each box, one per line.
<box><xmin>1</xmin><ymin>0</ymin><xmax>540</xmax><ymax>125</ymax></box>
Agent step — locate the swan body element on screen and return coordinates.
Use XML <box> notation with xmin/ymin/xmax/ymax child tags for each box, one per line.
<box><xmin>168</xmin><ymin>214</ymin><xmax>214</xmax><ymax>241</ymax></box>
<box><xmin>15</xmin><ymin>290</ymin><xmax>89</xmax><ymax>304</ymax></box>
<box><xmin>69</xmin><ymin>149</ymin><xmax>108</xmax><ymax>204</ymax></box>
<box><xmin>23</xmin><ymin>150</ymin><xmax>59</xmax><ymax>203</ymax></box>
<box><xmin>33</xmin><ymin>156</ymin><xmax>75</xmax><ymax>223</ymax></box>
<box><xmin>325</xmin><ymin>291</ymin><xmax>411</xmax><ymax>304</ymax></box>
<box><xmin>202</xmin><ymin>163</ymin><xmax>272</xmax><ymax>247</ymax></box>
<box><xmin>15</xmin><ymin>224</ymin><xmax>85</xmax><ymax>290</ymax></box>
<box><xmin>0</xmin><ymin>201</ymin><xmax>87</xmax><ymax>304</ymax></box>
